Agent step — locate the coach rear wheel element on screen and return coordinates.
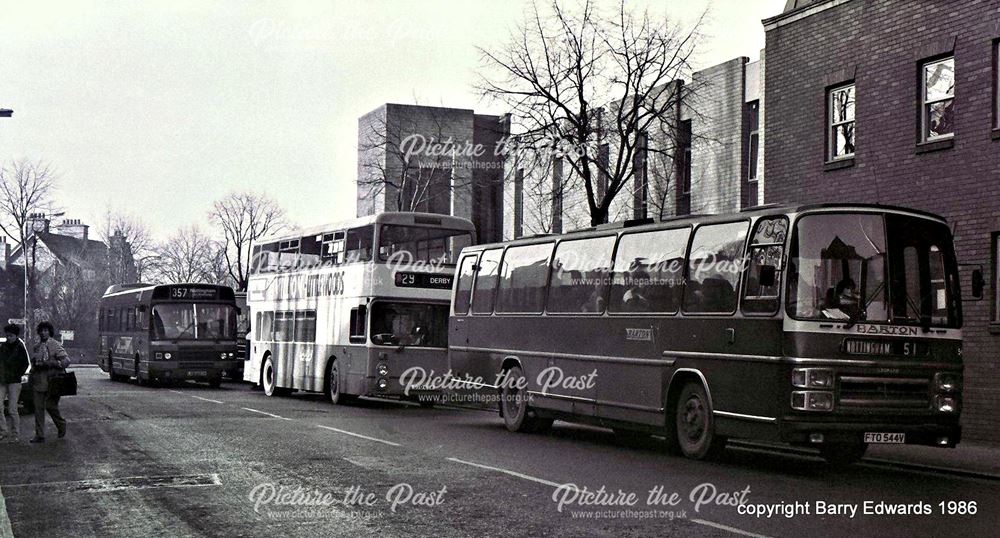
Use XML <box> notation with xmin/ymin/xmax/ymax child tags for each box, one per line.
<box><xmin>324</xmin><ymin>360</ymin><xmax>355</xmax><ymax>405</ymax></box>
<box><xmin>500</xmin><ymin>365</ymin><xmax>552</xmax><ymax>433</ymax></box>
<box><xmin>675</xmin><ymin>381</ymin><xmax>725</xmax><ymax>460</ymax></box>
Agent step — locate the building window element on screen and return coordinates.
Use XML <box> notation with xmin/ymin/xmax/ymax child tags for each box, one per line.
<box><xmin>675</xmin><ymin>120</ymin><xmax>692</xmax><ymax>216</ymax></box>
<box><xmin>828</xmin><ymin>84</ymin><xmax>855</xmax><ymax>160</ymax></box>
<box><xmin>633</xmin><ymin>132</ymin><xmax>648</xmax><ymax>220</ymax></box>
<box><xmin>921</xmin><ymin>57</ymin><xmax>955</xmax><ymax>141</ymax></box>
<box><xmin>551</xmin><ymin>158</ymin><xmax>563</xmax><ymax>234</ymax></box>
<box><xmin>513</xmin><ymin>168</ymin><xmax>524</xmax><ymax>238</ymax></box>
<box><xmin>745</xmin><ymin>100</ymin><xmax>760</xmax><ymax>207</ymax></box>
<box><xmin>994</xmin><ymin>40</ymin><xmax>1000</xmax><ymax>131</ymax></box>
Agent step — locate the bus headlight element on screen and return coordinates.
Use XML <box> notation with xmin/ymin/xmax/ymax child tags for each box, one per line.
<box><xmin>377</xmin><ymin>377</ymin><xmax>389</xmax><ymax>391</ymax></box>
<box><xmin>228</xmin><ymin>352</ymin><xmax>235</xmax><ymax>359</ymax></box>
<box><xmin>792</xmin><ymin>368</ymin><xmax>834</xmax><ymax>388</ymax></box>
<box><xmin>934</xmin><ymin>372</ymin><xmax>961</xmax><ymax>393</ymax></box>
<box><xmin>377</xmin><ymin>362</ymin><xmax>389</xmax><ymax>377</ymax></box>
<box><xmin>791</xmin><ymin>391</ymin><xmax>834</xmax><ymax>411</ymax></box>
<box><xmin>935</xmin><ymin>395</ymin><xmax>958</xmax><ymax>413</ymax></box>
<box><xmin>220</xmin><ymin>352</ymin><xmax>228</xmax><ymax>359</ymax></box>
<box><xmin>164</xmin><ymin>353</ymin><xmax>172</xmax><ymax>360</ymax></box>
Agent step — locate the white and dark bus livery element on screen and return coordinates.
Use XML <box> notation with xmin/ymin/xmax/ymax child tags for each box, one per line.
<box><xmin>98</xmin><ymin>283</ymin><xmax>242</xmax><ymax>387</ymax></box>
<box><xmin>448</xmin><ymin>204</ymin><xmax>963</xmax><ymax>464</ymax></box>
<box><xmin>244</xmin><ymin>212</ymin><xmax>475</xmax><ymax>404</ymax></box>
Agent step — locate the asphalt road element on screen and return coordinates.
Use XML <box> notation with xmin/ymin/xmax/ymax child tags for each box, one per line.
<box><xmin>1</xmin><ymin>367</ymin><xmax>997</xmax><ymax>538</ymax></box>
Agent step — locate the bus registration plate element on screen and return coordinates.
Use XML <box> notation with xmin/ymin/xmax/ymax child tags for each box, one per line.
<box><xmin>864</xmin><ymin>432</ymin><xmax>905</xmax><ymax>444</ymax></box>
<box><xmin>188</xmin><ymin>370</ymin><xmax>208</xmax><ymax>377</ymax></box>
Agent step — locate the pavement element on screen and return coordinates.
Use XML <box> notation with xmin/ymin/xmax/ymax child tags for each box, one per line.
<box><xmin>1</xmin><ymin>366</ymin><xmax>997</xmax><ymax>537</ymax></box>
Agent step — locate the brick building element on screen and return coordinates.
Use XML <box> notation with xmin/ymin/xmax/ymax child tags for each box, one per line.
<box><xmin>356</xmin><ymin>103</ymin><xmax>508</xmax><ymax>244</ymax></box>
<box><xmin>503</xmin><ymin>55</ymin><xmax>765</xmax><ymax>239</ymax></box>
<box><xmin>763</xmin><ymin>0</ymin><xmax>1000</xmax><ymax>441</ymax></box>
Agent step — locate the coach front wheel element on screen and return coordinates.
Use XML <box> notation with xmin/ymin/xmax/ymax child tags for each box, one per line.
<box><xmin>675</xmin><ymin>381</ymin><xmax>726</xmax><ymax>460</ymax></box>
<box><xmin>500</xmin><ymin>365</ymin><xmax>552</xmax><ymax>433</ymax></box>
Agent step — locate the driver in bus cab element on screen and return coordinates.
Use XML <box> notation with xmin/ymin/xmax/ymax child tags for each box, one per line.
<box><xmin>827</xmin><ymin>277</ymin><xmax>862</xmax><ymax>320</ymax></box>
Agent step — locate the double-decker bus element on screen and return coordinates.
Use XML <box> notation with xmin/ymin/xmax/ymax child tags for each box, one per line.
<box><xmin>244</xmin><ymin>212</ymin><xmax>475</xmax><ymax>404</ymax></box>
<box><xmin>98</xmin><ymin>283</ymin><xmax>242</xmax><ymax>388</ymax></box>
<box><xmin>449</xmin><ymin>204</ymin><xmax>963</xmax><ymax>465</ymax></box>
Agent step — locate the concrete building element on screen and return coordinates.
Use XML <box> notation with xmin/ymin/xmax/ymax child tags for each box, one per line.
<box><xmin>762</xmin><ymin>0</ymin><xmax>1000</xmax><ymax>441</ymax></box>
<box><xmin>503</xmin><ymin>55</ymin><xmax>765</xmax><ymax>240</ymax></box>
<box><xmin>356</xmin><ymin>103</ymin><xmax>508</xmax><ymax>244</ymax></box>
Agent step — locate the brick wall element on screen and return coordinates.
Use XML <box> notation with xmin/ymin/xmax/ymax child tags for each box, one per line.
<box><xmin>764</xmin><ymin>0</ymin><xmax>1000</xmax><ymax>442</ymax></box>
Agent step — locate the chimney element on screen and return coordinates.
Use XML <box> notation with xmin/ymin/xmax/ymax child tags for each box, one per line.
<box><xmin>25</xmin><ymin>213</ymin><xmax>50</xmax><ymax>235</ymax></box>
<box><xmin>1</xmin><ymin>237</ymin><xmax>8</xmax><ymax>271</ymax></box>
<box><xmin>54</xmin><ymin>218</ymin><xmax>89</xmax><ymax>241</ymax></box>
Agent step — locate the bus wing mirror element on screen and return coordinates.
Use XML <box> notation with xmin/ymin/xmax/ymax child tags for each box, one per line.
<box><xmin>138</xmin><ymin>305</ymin><xmax>147</xmax><ymax>313</ymax></box>
<box><xmin>971</xmin><ymin>269</ymin><xmax>985</xmax><ymax>299</ymax></box>
<box><xmin>759</xmin><ymin>265</ymin><xmax>777</xmax><ymax>288</ymax></box>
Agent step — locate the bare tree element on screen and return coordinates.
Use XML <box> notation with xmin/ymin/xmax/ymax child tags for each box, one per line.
<box><xmin>0</xmin><ymin>159</ymin><xmax>58</xmax><ymax>322</ymax></box>
<box><xmin>209</xmin><ymin>191</ymin><xmax>287</xmax><ymax>291</ymax></box>
<box><xmin>149</xmin><ymin>225</ymin><xmax>218</xmax><ymax>284</ymax></box>
<box><xmin>479</xmin><ymin>0</ymin><xmax>704</xmax><ymax>226</ymax></box>
<box><xmin>97</xmin><ymin>208</ymin><xmax>156</xmax><ymax>284</ymax></box>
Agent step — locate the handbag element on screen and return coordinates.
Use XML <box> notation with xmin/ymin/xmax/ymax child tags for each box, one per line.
<box><xmin>50</xmin><ymin>371</ymin><xmax>78</xmax><ymax>397</ymax></box>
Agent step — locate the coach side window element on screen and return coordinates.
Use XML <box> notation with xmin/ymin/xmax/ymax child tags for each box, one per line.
<box><xmin>609</xmin><ymin>228</ymin><xmax>689</xmax><ymax>313</ymax></box>
<box><xmin>496</xmin><ymin>243</ymin><xmax>553</xmax><ymax>314</ymax></box>
<box><xmin>548</xmin><ymin>236</ymin><xmax>615</xmax><ymax>313</ymax></box>
<box><xmin>472</xmin><ymin>249</ymin><xmax>503</xmax><ymax>314</ymax></box>
<box><xmin>454</xmin><ymin>254</ymin><xmax>478</xmax><ymax>315</ymax></box>
<box><xmin>684</xmin><ymin>221</ymin><xmax>750</xmax><ymax>314</ymax></box>
<box><xmin>743</xmin><ymin>217</ymin><xmax>788</xmax><ymax>314</ymax></box>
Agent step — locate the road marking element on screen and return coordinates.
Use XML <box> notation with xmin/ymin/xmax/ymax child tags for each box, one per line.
<box><xmin>189</xmin><ymin>395</ymin><xmax>224</xmax><ymax>404</ymax></box>
<box><xmin>0</xmin><ymin>486</ymin><xmax>13</xmax><ymax>538</ymax></box>
<box><xmin>316</xmin><ymin>425</ymin><xmax>401</xmax><ymax>447</ymax></box>
<box><xmin>241</xmin><ymin>407</ymin><xmax>292</xmax><ymax>420</ymax></box>
<box><xmin>1</xmin><ymin>474</ymin><xmax>222</xmax><ymax>493</ymax></box>
<box><xmin>445</xmin><ymin>457</ymin><xmax>562</xmax><ymax>488</ymax></box>
<box><xmin>691</xmin><ymin>518</ymin><xmax>773</xmax><ymax>538</ymax></box>
<box><xmin>446</xmin><ymin>457</ymin><xmax>772</xmax><ymax>538</ymax></box>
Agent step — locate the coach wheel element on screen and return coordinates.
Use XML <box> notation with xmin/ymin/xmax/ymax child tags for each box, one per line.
<box><xmin>500</xmin><ymin>365</ymin><xmax>552</xmax><ymax>433</ymax></box>
<box><xmin>675</xmin><ymin>381</ymin><xmax>725</xmax><ymax>460</ymax></box>
<box><xmin>820</xmin><ymin>441</ymin><xmax>868</xmax><ymax>466</ymax></box>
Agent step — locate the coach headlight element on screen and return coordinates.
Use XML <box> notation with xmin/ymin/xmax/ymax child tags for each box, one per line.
<box><xmin>934</xmin><ymin>372</ymin><xmax>961</xmax><ymax>393</ymax></box>
<box><xmin>377</xmin><ymin>377</ymin><xmax>389</xmax><ymax>391</ymax></box>
<box><xmin>164</xmin><ymin>353</ymin><xmax>172</xmax><ymax>360</ymax></box>
<box><xmin>792</xmin><ymin>368</ymin><xmax>834</xmax><ymax>388</ymax></box>
<box><xmin>791</xmin><ymin>391</ymin><xmax>834</xmax><ymax>412</ymax></box>
<box><xmin>377</xmin><ymin>362</ymin><xmax>389</xmax><ymax>377</ymax></box>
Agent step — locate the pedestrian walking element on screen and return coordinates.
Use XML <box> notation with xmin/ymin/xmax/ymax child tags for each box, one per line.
<box><xmin>0</xmin><ymin>323</ymin><xmax>30</xmax><ymax>443</ymax></box>
<box><xmin>29</xmin><ymin>321</ymin><xmax>70</xmax><ymax>443</ymax></box>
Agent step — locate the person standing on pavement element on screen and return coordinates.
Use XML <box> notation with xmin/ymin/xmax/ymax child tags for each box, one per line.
<box><xmin>0</xmin><ymin>323</ymin><xmax>30</xmax><ymax>443</ymax></box>
<box><xmin>29</xmin><ymin>321</ymin><xmax>70</xmax><ymax>443</ymax></box>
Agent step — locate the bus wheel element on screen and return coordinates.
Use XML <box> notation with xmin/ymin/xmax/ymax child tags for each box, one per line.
<box><xmin>674</xmin><ymin>381</ymin><xmax>724</xmax><ymax>460</ymax></box>
<box><xmin>500</xmin><ymin>365</ymin><xmax>552</xmax><ymax>433</ymax></box>
<box><xmin>820</xmin><ymin>442</ymin><xmax>867</xmax><ymax>466</ymax></box>
<box><xmin>262</xmin><ymin>355</ymin><xmax>286</xmax><ymax>397</ymax></box>
<box><xmin>325</xmin><ymin>360</ymin><xmax>355</xmax><ymax>405</ymax></box>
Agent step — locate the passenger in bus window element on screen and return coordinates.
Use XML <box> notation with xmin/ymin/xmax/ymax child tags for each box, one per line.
<box><xmin>622</xmin><ymin>267</ymin><xmax>652</xmax><ymax>312</ymax></box>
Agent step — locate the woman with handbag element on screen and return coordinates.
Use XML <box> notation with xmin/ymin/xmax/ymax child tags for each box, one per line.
<box><xmin>0</xmin><ymin>323</ymin><xmax>30</xmax><ymax>443</ymax></box>
<box><xmin>29</xmin><ymin>321</ymin><xmax>70</xmax><ymax>443</ymax></box>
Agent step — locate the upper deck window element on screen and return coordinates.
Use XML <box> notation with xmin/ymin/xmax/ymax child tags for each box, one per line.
<box><xmin>378</xmin><ymin>225</ymin><xmax>472</xmax><ymax>266</ymax></box>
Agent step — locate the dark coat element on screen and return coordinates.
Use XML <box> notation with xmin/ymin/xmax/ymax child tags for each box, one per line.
<box><xmin>29</xmin><ymin>338</ymin><xmax>70</xmax><ymax>392</ymax></box>
<box><xmin>0</xmin><ymin>339</ymin><xmax>30</xmax><ymax>385</ymax></box>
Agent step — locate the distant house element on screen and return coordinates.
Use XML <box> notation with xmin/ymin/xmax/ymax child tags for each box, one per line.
<box><xmin>4</xmin><ymin>215</ymin><xmax>136</xmax><ymax>346</ymax></box>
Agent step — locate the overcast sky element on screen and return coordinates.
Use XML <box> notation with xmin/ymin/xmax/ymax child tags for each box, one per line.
<box><xmin>0</xmin><ymin>0</ymin><xmax>785</xmax><ymax>240</ymax></box>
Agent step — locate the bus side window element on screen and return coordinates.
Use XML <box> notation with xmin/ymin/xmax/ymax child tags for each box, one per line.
<box><xmin>609</xmin><ymin>228</ymin><xmax>689</xmax><ymax>314</ymax></box>
<box><xmin>684</xmin><ymin>221</ymin><xmax>750</xmax><ymax>314</ymax></box>
<box><xmin>496</xmin><ymin>243</ymin><xmax>553</xmax><ymax>314</ymax></box>
<box><xmin>472</xmin><ymin>249</ymin><xmax>503</xmax><ymax>314</ymax></box>
<box><xmin>454</xmin><ymin>254</ymin><xmax>478</xmax><ymax>315</ymax></box>
<box><xmin>274</xmin><ymin>311</ymin><xmax>293</xmax><ymax>342</ymax></box>
<box><xmin>742</xmin><ymin>216</ymin><xmax>788</xmax><ymax>315</ymax></box>
<box><xmin>349</xmin><ymin>305</ymin><xmax>367</xmax><ymax>343</ymax></box>
<box><xmin>548</xmin><ymin>236</ymin><xmax>615</xmax><ymax>313</ymax></box>
<box><xmin>257</xmin><ymin>311</ymin><xmax>274</xmax><ymax>341</ymax></box>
